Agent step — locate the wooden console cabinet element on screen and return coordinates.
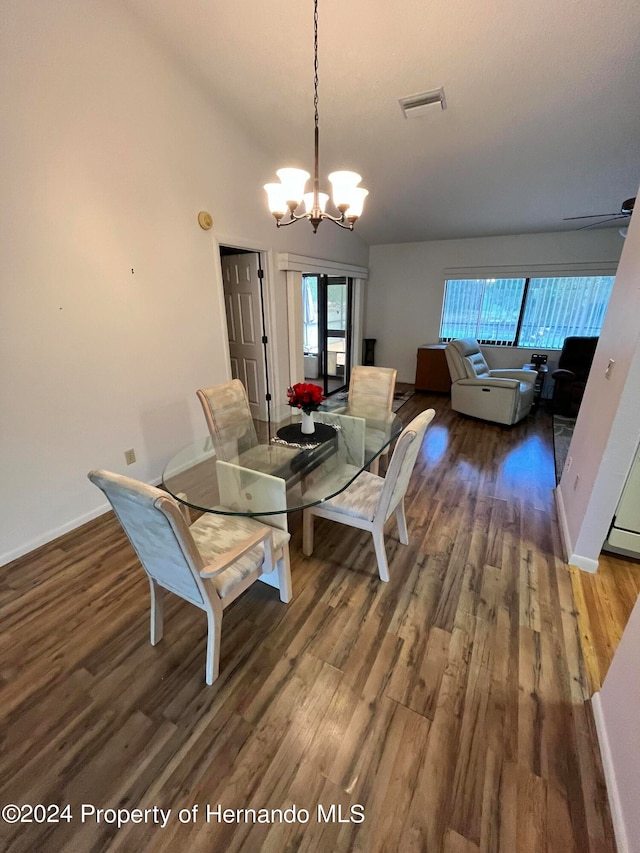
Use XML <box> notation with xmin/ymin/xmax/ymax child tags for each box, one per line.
<box><xmin>415</xmin><ymin>344</ymin><xmax>451</xmax><ymax>393</ymax></box>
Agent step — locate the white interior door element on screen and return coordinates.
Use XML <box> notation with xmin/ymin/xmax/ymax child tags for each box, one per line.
<box><xmin>221</xmin><ymin>252</ymin><xmax>267</xmax><ymax>420</ymax></box>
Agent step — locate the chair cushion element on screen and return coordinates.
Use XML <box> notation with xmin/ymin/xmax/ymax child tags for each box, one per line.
<box><xmin>190</xmin><ymin>512</ymin><xmax>289</xmax><ymax>598</ymax></box>
<box><xmin>319</xmin><ymin>469</ymin><xmax>384</xmax><ymax>521</ymax></box>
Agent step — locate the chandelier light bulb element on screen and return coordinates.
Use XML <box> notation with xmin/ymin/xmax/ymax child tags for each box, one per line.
<box><xmin>303</xmin><ymin>192</ymin><xmax>329</xmax><ymax>214</ymax></box>
<box><xmin>344</xmin><ymin>187</ymin><xmax>369</xmax><ymax>220</ymax></box>
<box><xmin>328</xmin><ymin>170</ymin><xmax>361</xmax><ymax>204</ymax></box>
<box><xmin>264</xmin><ymin>183</ymin><xmax>289</xmax><ymax>217</ymax></box>
<box><xmin>275</xmin><ymin>168</ymin><xmax>310</xmax><ymax>208</ymax></box>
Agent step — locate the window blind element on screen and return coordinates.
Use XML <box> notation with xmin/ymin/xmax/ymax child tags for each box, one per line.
<box><xmin>440</xmin><ymin>275</ymin><xmax>615</xmax><ymax>348</ymax></box>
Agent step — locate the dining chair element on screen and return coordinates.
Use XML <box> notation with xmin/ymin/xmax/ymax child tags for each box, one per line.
<box><xmin>197</xmin><ymin>379</ymin><xmax>299</xmax><ymax>476</ymax></box>
<box><xmin>88</xmin><ymin>469</ymin><xmax>292</xmax><ymax>685</ymax></box>
<box><xmin>302</xmin><ymin>408</ymin><xmax>435</xmax><ymax>581</ymax></box>
<box><xmin>347</xmin><ymin>365</ymin><xmax>398</xmax><ymax>475</ymax></box>
<box><xmin>197</xmin><ymin>379</ymin><xmax>259</xmax><ymax>460</ymax></box>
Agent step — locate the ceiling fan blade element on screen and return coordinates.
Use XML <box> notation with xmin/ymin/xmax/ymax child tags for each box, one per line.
<box><xmin>576</xmin><ymin>216</ymin><xmax>627</xmax><ymax>230</ymax></box>
<box><xmin>563</xmin><ymin>212</ymin><xmax>620</xmax><ymax>221</ymax></box>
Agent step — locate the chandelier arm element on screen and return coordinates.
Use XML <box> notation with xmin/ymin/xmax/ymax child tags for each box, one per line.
<box><xmin>276</xmin><ymin>211</ymin><xmax>313</xmax><ymax>227</ymax></box>
<box><xmin>312</xmin><ymin>212</ymin><xmax>356</xmax><ymax>230</ymax></box>
<box><xmin>317</xmin><ymin>211</ymin><xmax>347</xmax><ymax>225</ymax></box>
<box><xmin>276</xmin><ymin>211</ymin><xmax>353</xmax><ymax>231</ymax></box>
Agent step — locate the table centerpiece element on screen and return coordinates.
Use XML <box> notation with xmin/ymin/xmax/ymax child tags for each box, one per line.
<box><xmin>287</xmin><ymin>382</ymin><xmax>325</xmax><ymax>434</ymax></box>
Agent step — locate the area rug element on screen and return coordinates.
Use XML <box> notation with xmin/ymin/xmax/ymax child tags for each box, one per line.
<box><xmin>392</xmin><ymin>390</ymin><xmax>415</xmax><ymax>412</ymax></box>
<box><xmin>553</xmin><ymin>414</ymin><xmax>576</xmax><ymax>484</ymax></box>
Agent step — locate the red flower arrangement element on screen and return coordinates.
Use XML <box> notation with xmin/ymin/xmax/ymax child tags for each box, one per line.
<box><xmin>287</xmin><ymin>382</ymin><xmax>325</xmax><ymax>414</ymax></box>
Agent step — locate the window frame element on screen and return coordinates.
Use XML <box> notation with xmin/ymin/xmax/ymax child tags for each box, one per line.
<box><xmin>439</xmin><ymin>270</ymin><xmax>616</xmax><ymax>349</ymax></box>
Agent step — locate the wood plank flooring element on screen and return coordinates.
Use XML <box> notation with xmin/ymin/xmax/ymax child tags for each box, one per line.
<box><xmin>0</xmin><ymin>393</ymin><xmax>620</xmax><ymax>851</ymax></box>
<box><xmin>569</xmin><ymin>550</ymin><xmax>640</xmax><ymax>693</ymax></box>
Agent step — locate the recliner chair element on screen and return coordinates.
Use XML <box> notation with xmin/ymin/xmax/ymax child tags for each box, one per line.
<box><xmin>444</xmin><ymin>338</ymin><xmax>536</xmax><ymax>425</ymax></box>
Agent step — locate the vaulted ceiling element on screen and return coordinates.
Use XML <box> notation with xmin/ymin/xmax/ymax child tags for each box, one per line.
<box><xmin>125</xmin><ymin>0</ymin><xmax>640</xmax><ymax>245</ymax></box>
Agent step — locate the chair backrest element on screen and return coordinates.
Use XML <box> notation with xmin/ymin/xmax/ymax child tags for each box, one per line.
<box><xmin>558</xmin><ymin>336</ymin><xmax>599</xmax><ymax>380</ymax></box>
<box><xmin>348</xmin><ymin>365</ymin><xmax>397</xmax><ymax>412</ymax></box>
<box><xmin>197</xmin><ymin>379</ymin><xmax>258</xmax><ymax>461</ymax></box>
<box><xmin>445</xmin><ymin>339</ymin><xmax>491</xmax><ymax>381</ymax></box>
<box><xmin>376</xmin><ymin>409</ymin><xmax>436</xmax><ymax>523</ymax></box>
<box><xmin>88</xmin><ymin>469</ymin><xmax>208</xmax><ymax>606</ymax></box>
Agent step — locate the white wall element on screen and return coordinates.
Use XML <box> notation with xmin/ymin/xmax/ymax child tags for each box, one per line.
<box><xmin>0</xmin><ymin>0</ymin><xmax>368</xmax><ymax>565</ymax></box>
<box><xmin>593</xmin><ymin>594</ymin><xmax>640</xmax><ymax>852</ymax></box>
<box><xmin>366</xmin><ymin>231</ymin><xmax>623</xmax><ymax>382</ymax></box>
<box><xmin>556</xmin><ymin>201</ymin><xmax>640</xmax><ymax>570</ymax></box>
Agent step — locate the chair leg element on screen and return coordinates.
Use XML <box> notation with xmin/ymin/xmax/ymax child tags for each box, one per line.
<box><xmin>302</xmin><ymin>510</ymin><xmax>314</xmax><ymax>556</ymax></box>
<box><xmin>372</xmin><ymin>528</ymin><xmax>390</xmax><ymax>582</ymax></box>
<box><xmin>395</xmin><ymin>499</ymin><xmax>409</xmax><ymax>545</ymax></box>
<box><xmin>369</xmin><ymin>456</ymin><xmax>380</xmax><ymax>476</ymax></box>
<box><xmin>149</xmin><ymin>579</ymin><xmax>164</xmax><ymax>645</ymax></box>
<box><xmin>277</xmin><ymin>546</ymin><xmax>293</xmax><ymax>603</ymax></box>
<box><xmin>205</xmin><ymin>609</ymin><xmax>222</xmax><ymax>685</ymax></box>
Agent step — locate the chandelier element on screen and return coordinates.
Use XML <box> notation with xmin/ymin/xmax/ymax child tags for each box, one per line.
<box><xmin>264</xmin><ymin>0</ymin><xmax>368</xmax><ymax>233</ymax></box>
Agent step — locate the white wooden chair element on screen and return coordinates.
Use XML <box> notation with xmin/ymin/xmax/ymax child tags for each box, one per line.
<box><xmin>196</xmin><ymin>379</ymin><xmax>259</xmax><ymax>460</ymax></box>
<box><xmin>197</xmin><ymin>379</ymin><xmax>298</xmax><ymax>473</ymax></box>
<box><xmin>347</xmin><ymin>365</ymin><xmax>398</xmax><ymax>475</ymax></box>
<box><xmin>302</xmin><ymin>408</ymin><xmax>435</xmax><ymax>581</ymax></box>
<box><xmin>88</xmin><ymin>469</ymin><xmax>292</xmax><ymax>685</ymax></box>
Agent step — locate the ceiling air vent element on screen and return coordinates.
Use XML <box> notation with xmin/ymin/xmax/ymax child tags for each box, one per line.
<box><xmin>398</xmin><ymin>87</ymin><xmax>446</xmax><ymax>118</ymax></box>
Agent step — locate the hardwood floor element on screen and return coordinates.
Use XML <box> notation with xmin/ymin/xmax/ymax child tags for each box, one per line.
<box><xmin>569</xmin><ymin>550</ymin><xmax>640</xmax><ymax>693</ymax></box>
<box><xmin>0</xmin><ymin>393</ymin><xmax>621</xmax><ymax>851</ymax></box>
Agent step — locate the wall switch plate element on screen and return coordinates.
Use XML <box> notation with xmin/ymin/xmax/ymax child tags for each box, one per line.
<box><xmin>605</xmin><ymin>359</ymin><xmax>615</xmax><ymax>379</ymax></box>
<box><xmin>124</xmin><ymin>448</ymin><xmax>136</xmax><ymax>465</ymax></box>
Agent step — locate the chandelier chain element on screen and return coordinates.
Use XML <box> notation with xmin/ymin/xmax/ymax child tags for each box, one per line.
<box><xmin>313</xmin><ymin>0</ymin><xmax>319</xmax><ymax>132</ymax></box>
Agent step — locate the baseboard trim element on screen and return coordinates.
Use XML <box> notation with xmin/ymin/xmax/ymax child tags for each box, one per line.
<box><xmin>567</xmin><ymin>553</ymin><xmax>599</xmax><ymax>573</ymax></box>
<box><xmin>554</xmin><ymin>486</ymin><xmax>572</xmax><ymax>561</ymax></box>
<box><xmin>592</xmin><ymin>692</ymin><xmax>629</xmax><ymax>853</ymax></box>
<box><xmin>553</xmin><ymin>487</ymin><xmax>599</xmax><ymax>573</ymax></box>
<box><xmin>0</xmin><ymin>503</ymin><xmax>110</xmax><ymax>567</ymax></box>
<box><xmin>0</xmin><ymin>476</ymin><xmax>163</xmax><ymax>568</ymax></box>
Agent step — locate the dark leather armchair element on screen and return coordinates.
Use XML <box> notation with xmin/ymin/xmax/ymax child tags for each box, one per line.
<box><xmin>551</xmin><ymin>337</ymin><xmax>598</xmax><ymax>416</ymax></box>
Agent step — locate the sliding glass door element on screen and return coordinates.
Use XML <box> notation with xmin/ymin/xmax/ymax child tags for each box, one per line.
<box><xmin>303</xmin><ymin>274</ymin><xmax>353</xmax><ymax>396</ymax></box>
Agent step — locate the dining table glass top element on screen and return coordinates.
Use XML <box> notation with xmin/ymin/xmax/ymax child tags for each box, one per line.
<box><xmin>162</xmin><ymin>400</ymin><xmax>403</xmax><ymax>517</ymax></box>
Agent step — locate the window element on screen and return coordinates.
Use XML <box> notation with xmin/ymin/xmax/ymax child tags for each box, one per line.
<box><xmin>303</xmin><ymin>276</ymin><xmax>318</xmax><ymax>353</ymax></box>
<box><xmin>440</xmin><ymin>275</ymin><xmax>615</xmax><ymax>348</ymax></box>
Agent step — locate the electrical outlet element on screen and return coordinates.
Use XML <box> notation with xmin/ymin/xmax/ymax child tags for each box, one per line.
<box><xmin>573</xmin><ymin>473</ymin><xmax>580</xmax><ymax>491</ymax></box>
<box><xmin>566</xmin><ymin>455</ymin><xmax>572</xmax><ymax>472</ymax></box>
<box><xmin>124</xmin><ymin>448</ymin><xmax>136</xmax><ymax>465</ymax></box>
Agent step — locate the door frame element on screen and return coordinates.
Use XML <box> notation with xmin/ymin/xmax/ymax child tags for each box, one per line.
<box><xmin>209</xmin><ymin>243</ymin><xmax>368</xmax><ymax>418</ymax></box>
<box><xmin>303</xmin><ymin>273</ymin><xmax>354</xmax><ymax>396</ymax></box>
<box><xmin>212</xmin><ymin>234</ymin><xmax>282</xmax><ymax>418</ymax></box>
<box><xmin>219</xmin><ymin>247</ymin><xmax>270</xmax><ymax>420</ymax></box>
<box><xmin>278</xmin><ymin>253</ymin><xmax>368</xmax><ymax>392</ymax></box>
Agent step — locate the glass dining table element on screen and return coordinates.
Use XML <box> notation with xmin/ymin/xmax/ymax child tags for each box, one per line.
<box><xmin>162</xmin><ymin>400</ymin><xmax>403</xmax><ymax>518</ymax></box>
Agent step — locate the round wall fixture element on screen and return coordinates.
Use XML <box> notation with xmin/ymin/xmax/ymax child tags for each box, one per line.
<box><xmin>197</xmin><ymin>211</ymin><xmax>213</xmax><ymax>230</ymax></box>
